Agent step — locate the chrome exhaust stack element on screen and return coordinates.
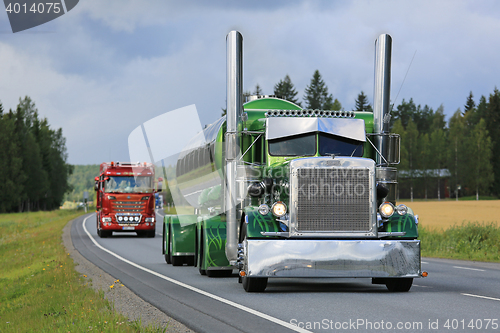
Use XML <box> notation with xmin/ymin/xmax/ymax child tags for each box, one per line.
<box><xmin>373</xmin><ymin>34</ymin><xmax>398</xmax><ymax>203</ymax></box>
<box><xmin>373</xmin><ymin>34</ymin><xmax>392</xmax><ymax>166</ymax></box>
<box><xmin>225</xmin><ymin>30</ymin><xmax>243</xmax><ymax>263</ymax></box>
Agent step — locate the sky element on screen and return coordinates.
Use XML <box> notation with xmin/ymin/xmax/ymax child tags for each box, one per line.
<box><xmin>1</xmin><ymin>0</ymin><xmax>500</xmax><ymax>165</ymax></box>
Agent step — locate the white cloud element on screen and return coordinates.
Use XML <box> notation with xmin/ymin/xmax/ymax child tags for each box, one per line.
<box><xmin>2</xmin><ymin>0</ymin><xmax>500</xmax><ymax>165</ymax></box>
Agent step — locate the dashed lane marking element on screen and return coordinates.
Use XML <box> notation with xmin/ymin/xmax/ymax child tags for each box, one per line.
<box><xmin>462</xmin><ymin>293</ymin><xmax>500</xmax><ymax>302</ymax></box>
<box><xmin>453</xmin><ymin>266</ymin><xmax>485</xmax><ymax>272</ymax></box>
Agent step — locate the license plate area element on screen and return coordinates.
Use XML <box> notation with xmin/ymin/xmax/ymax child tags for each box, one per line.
<box><xmin>122</xmin><ymin>226</ymin><xmax>135</xmax><ymax>231</ymax></box>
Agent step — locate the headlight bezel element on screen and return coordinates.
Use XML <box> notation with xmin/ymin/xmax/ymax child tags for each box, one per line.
<box><xmin>396</xmin><ymin>204</ymin><xmax>408</xmax><ymax>215</ymax></box>
<box><xmin>271</xmin><ymin>201</ymin><xmax>287</xmax><ymax>217</ymax></box>
<box><xmin>258</xmin><ymin>204</ymin><xmax>270</xmax><ymax>216</ymax></box>
<box><xmin>379</xmin><ymin>202</ymin><xmax>395</xmax><ymax>218</ymax></box>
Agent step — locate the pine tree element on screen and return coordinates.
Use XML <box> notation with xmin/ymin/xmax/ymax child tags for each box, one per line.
<box><xmin>253</xmin><ymin>84</ymin><xmax>262</xmax><ymax>96</ymax></box>
<box><xmin>331</xmin><ymin>98</ymin><xmax>342</xmax><ymax>111</ymax></box>
<box><xmin>274</xmin><ymin>75</ymin><xmax>301</xmax><ymax>106</ymax></box>
<box><xmin>463</xmin><ymin>91</ymin><xmax>475</xmax><ymax>115</ymax></box>
<box><xmin>303</xmin><ymin>70</ymin><xmax>335</xmax><ymax>110</ymax></box>
<box><xmin>354</xmin><ymin>91</ymin><xmax>372</xmax><ymax>112</ymax></box>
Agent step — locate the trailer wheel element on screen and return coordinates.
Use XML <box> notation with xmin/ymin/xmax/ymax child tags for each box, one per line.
<box><xmin>171</xmin><ymin>255</ymin><xmax>183</xmax><ymax>266</ymax></box>
<box><xmin>385</xmin><ymin>278</ymin><xmax>413</xmax><ymax>292</ymax></box>
<box><xmin>163</xmin><ymin>223</ymin><xmax>171</xmax><ymax>263</ymax></box>
<box><xmin>198</xmin><ymin>230</ymin><xmax>206</xmax><ymax>275</ymax></box>
<box><xmin>185</xmin><ymin>256</ymin><xmax>195</xmax><ymax>266</ymax></box>
<box><xmin>168</xmin><ymin>224</ymin><xmax>183</xmax><ymax>266</ymax></box>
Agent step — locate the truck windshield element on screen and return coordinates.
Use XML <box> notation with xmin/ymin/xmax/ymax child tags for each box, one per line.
<box><xmin>104</xmin><ymin>176</ymin><xmax>153</xmax><ymax>193</ymax></box>
<box><xmin>268</xmin><ymin>133</ymin><xmax>316</xmax><ymax>156</ymax></box>
<box><xmin>319</xmin><ymin>133</ymin><xmax>363</xmax><ymax>157</ymax></box>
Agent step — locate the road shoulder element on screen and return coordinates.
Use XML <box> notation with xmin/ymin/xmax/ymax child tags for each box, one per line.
<box><xmin>62</xmin><ymin>214</ymin><xmax>194</xmax><ymax>333</ymax></box>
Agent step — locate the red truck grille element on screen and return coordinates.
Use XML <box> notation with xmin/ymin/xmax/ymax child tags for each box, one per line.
<box><xmin>112</xmin><ymin>201</ymin><xmax>147</xmax><ymax>212</ymax></box>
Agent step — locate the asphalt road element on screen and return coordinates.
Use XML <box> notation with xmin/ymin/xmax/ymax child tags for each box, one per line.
<box><xmin>72</xmin><ymin>211</ymin><xmax>500</xmax><ymax>333</ymax></box>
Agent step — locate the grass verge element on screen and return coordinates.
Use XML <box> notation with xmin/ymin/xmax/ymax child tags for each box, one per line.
<box><xmin>419</xmin><ymin>222</ymin><xmax>500</xmax><ymax>262</ymax></box>
<box><xmin>0</xmin><ymin>210</ymin><xmax>166</xmax><ymax>332</ymax></box>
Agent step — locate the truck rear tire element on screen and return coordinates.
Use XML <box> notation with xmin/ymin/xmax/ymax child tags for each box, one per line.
<box><xmin>385</xmin><ymin>278</ymin><xmax>413</xmax><ymax>292</ymax></box>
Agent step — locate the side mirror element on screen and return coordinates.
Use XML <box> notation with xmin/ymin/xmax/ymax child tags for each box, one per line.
<box><xmin>386</xmin><ymin>134</ymin><xmax>400</xmax><ymax>164</ymax></box>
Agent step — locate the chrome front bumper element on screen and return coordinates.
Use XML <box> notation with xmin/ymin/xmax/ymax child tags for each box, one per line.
<box><xmin>244</xmin><ymin>239</ymin><xmax>420</xmax><ymax>278</ymax></box>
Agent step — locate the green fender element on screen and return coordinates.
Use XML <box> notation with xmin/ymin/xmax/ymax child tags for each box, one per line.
<box><xmin>198</xmin><ymin>214</ymin><xmax>230</xmax><ymax>270</ymax></box>
<box><xmin>166</xmin><ymin>214</ymin><xmax>197</xmax><ymax>255</ymax></box>
<box><xmin>385</xmin><ymin>207</ymin><xmax>418</xmax><ymax>238</ymax></box>
<box><xmin>243</xmin><ymin>207</ymin><xmax>281</xmax><ymax>238</ymax></box>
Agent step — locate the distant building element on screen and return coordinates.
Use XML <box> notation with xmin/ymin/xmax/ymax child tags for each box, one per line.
<box><xmin>398</xmin><ymin>169</ymin><xmax>451</xmax><ymax>199</ymax></box>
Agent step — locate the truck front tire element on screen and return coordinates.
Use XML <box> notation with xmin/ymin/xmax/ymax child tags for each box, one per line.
<box><xmin>385</xmin><ymin>278</ymin><xmax>413</xmax><ymax>292</ymax></box>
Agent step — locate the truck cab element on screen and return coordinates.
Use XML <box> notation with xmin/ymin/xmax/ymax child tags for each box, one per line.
<box><xmin>95</xmin><ymin>161</ymin><xmax>157</xmax><ymax>238</ymax></box>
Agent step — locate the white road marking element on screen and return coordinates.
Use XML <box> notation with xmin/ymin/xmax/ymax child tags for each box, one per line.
<box><xmin>421</xmin><ymin>261</ymin><xmax>428</xmax><ymax>264</ymax></box>
<box><xmin>82</xmin><ymin>215</ymin><xmax>311</xmax><ymax>333</ymax></box>
<box><xmin>413</xmin><ymin>284</ymin><xmax>433</xmax><ymax>288</ymax></box>
<box><xmin>462</xmin><ymin>293</ymin><xmax>500</xmax><ymax>302</ymax></box>
<box><xmin>453</xmin><ymin>266</ymin><xmax>485</xmax><ymax>272</ymax></box>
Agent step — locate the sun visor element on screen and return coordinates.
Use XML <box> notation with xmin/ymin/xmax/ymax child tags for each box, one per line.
<box><xmin>266</xmin><ymin>117</ymin><xmax>366</xmax><ymax>142</ymax></box>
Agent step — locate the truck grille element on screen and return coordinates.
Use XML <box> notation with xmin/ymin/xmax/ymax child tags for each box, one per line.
<box><xmin>112</xmin><ymin>201</ymin><xmax>146</xmax><ymax>212</ymax></box>
<box><xmin>296</xmin><ymin>168</ymin><xmax>371</xmax><ymax>232</ymax></box>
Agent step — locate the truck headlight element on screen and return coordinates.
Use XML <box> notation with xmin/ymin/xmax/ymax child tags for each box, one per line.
<box><xmin>102</xmin><ymin>217</ymin><xmax>112</xmax><ymax>223</ymax></box>
<box><xmin>379</xmin><ymin>202</ymin><xmax>394</xmax><ymax>218</ymax></box>
<box><xmin>258</xmin><ymin>204</ymin><xmax>270</xmax><ymax>215</ymax></box>
<box><xmin>145</xmin><ymin>217</ymin><xmax>154</xmax><ymax>223</ymax></box>
<box><xmin>396</xmin><ymin>204</ymin><xmax>408</xmax><ymax>215</ymax></box>
<box><xmin>271</xmin><ymin>201</ymin><xmax>287</xmax><ymax>217</ymax></box>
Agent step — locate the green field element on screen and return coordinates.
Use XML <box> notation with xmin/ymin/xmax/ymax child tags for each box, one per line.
<box><xmin>0</xmin><ymin>210</ymin><xmax>165</xmax><ymax>332</ymax></box>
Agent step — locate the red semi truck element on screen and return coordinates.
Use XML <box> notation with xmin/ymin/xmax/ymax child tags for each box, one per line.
<box><xmin>95</xmin><ymin>161</ymin><xmax>158</xmax><ymax>238</ymax></box>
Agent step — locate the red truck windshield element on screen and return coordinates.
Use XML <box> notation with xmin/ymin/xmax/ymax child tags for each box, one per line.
<box><xmin>104</xmin><ymin>176</ymin><xmax>153</xmax><ymax>193</ymax></box>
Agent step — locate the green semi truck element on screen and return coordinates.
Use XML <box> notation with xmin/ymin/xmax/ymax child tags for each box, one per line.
<box><xmin>162</xmin><ymin>31</ymin><xmax>423</xmax><ymax>292</ymax></box>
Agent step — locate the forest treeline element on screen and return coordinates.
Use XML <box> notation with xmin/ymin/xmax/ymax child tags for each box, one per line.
<box><xmin>256</xmin><ymin>72</ymin><xmax>500</xmax><ymax>199</ymax></box>
<box><xmin>64</xmin><ymin>165</ymin><xmax>100</xmax><ymax>203</ymax></box>
<box><xmin>392</xmin><ymin>90</ymin><xmax>499</xmax><ymax>199</ymax></box>
<box><xmin>0</xmin><ymin>97</ymin><xmax>72</xmax><ymax>212</ymax></box>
